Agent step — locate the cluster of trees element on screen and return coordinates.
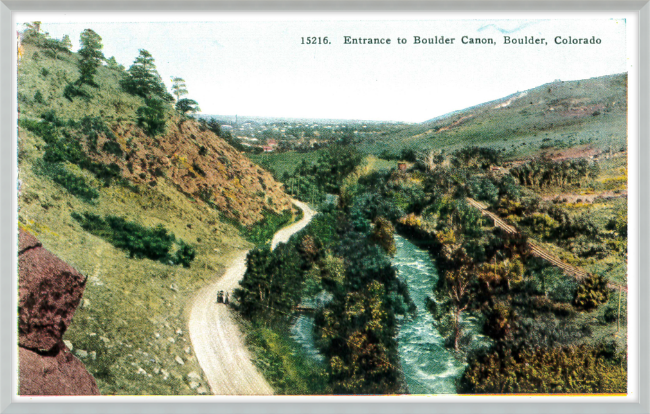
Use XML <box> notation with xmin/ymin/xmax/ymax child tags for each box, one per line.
<box><xmin>22</xmin><ymin>22</ymin><xmax>200</xmax><ymax>137</ymax></box>
<box><xmin>510</xmin><ymin>158</ymin><xmax>599</xmax><ymax>189</ymax></box>
<box><xmin>234</xmin><ymin>205</ymin><xmax>413</xmax><ymax>394</ymax></box>
<box><xmin>71</xmin><ymin>212</ymin><xmax>196</xmax><ymax>267</ymax></box>
<box><xmin>281</xmin><ymin>144</ymin><xmax>363</xmax><ymax>203</ymax></box>
<box><xmin>342</xmin><ymin>146</ymin><xmax>625</xmax><ymax>393</ymax></box>
<box><xmin>197</xmin><ymin>118</ymin><xmax>252</xmax><ymax>153</ymax></box>
<box><xmin>22</xmin><ymin>22</ymin><xmax>72</xmax><ymax>61</ymax></box>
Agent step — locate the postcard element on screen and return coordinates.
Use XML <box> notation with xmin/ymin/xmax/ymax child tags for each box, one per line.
<box><xmin>13</xmin><ymin>11</ymin><xmax>638</xmax><ymax>401</ymax></box>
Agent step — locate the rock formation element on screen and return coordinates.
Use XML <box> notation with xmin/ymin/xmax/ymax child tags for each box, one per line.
<box><xmin>18</xmin><ymin>228</ymin><xmax>99</xmax><ymax>395</ymax></box>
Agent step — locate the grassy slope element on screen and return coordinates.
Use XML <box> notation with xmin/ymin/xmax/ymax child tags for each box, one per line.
<box><xmin>17</xmin><ymin>41</ymin><xmax>293</xmax><ymax>395</ymax></box>
<box><xmin>358</xmin><ymin>73</ymin><xmax>627</xmax><ymax>159</ymax></box>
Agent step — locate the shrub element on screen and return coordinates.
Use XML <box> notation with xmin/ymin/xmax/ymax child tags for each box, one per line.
<box><xmin>173</xmin><ymin>240</ymin><xmax>196</xmax><ymax>268</ymax></box>
<box><xmin>136</xmin><ymin>98</ymin><xmax>168</xmax><ymax>136</ymax></box>
<box><xmin>71</xmin><ymin>212</ymin><xmax>195</xmax><ymax>266</ymax></box>
<box><xmin>243</xmin><ymin>209</ymin><xmax>293</xmax><ymax>246</ymax></box>
<box><xmin>35</xmin><ymin>161</ymin><xmax>99</xmax><ymax>202</ymax></box>
<box><xmin>574</xmin><ymin>273</ymin><xmax>610</xmax><ymax>310</ymax></box>
<box><xmin>102</xmin><ymin>141</ymin><xmax>123</xmax><ymax>157</ymax></box>
<box><xmin>63</xmin><ymin>83</ymin><xmax>91</xmax><ymax>101</ymax></box>
<box><xmin>33</xmin><ymin>90</ymin><xmax>44</xmax><ymax>103</ymax></box>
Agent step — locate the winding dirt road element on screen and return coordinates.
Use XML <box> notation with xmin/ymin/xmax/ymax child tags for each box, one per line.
<box><xmin>189</xmin><ymin>200</ymin><xmax>316</xmax><ymax>395</ymax></box>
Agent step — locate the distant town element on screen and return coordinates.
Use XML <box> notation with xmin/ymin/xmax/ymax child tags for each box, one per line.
<box><xmin>195</xmin><ymin>114</ymin><xmax>407</xmax><ymax>153</ymax></box>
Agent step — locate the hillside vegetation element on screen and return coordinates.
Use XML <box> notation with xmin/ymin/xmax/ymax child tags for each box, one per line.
<box><xmin>359</xmin><ymin>74</ymin><xmax>627</xmax><ymax>160</ymax></box>
<box><xmin>242</xmin><ymin>73</ymin><xmax>627</xmax><ymax>394</ymax></box>
<box><xmin>17</xmin><ymin>27</ymin><xmax>295</xmax><ymax>395</ymax></box>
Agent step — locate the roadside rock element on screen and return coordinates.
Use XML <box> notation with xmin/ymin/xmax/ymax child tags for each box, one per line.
<box><xmin>18</xmin><ymin>229</ymin><xmax>99</xmax><ymax>396</ymax></box>
<box><xmin>19</xmin><ymin>341</ymin><xmax>99</xmax><ymax>395</ymax></box>
<box><xmin>18</xmin><ymin>229</ymin><xmax>86</xmax><ymax>352</ymax></box>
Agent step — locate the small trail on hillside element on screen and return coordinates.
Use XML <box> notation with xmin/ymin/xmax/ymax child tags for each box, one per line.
<box><xmin>188</xmin><ymin>200</ymin><xmax>316</xmax><ymax>395</ymax></box>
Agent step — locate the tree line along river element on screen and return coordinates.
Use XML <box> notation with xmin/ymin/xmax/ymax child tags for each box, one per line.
<box><xmin>290</xmin><ymin>234</ymin><xmax>486</xmax><ymax>394</ymax></box>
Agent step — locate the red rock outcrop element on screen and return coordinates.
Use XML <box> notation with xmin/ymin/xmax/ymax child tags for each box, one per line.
<box><xmin>18</xmin><ymin>228</ymin><xmax>99</xmax><ymax>395</ymax></box>
<box><xmin>19</xmin><ymin>343</ymin><xmax>99</xmax><ymax>396</ymax></box>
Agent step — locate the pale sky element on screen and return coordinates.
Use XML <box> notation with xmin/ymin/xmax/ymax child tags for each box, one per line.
<box><xmin>16</xmin><ymin>13</ymin><xmax>630</xmax><ymax>122</ymax></box>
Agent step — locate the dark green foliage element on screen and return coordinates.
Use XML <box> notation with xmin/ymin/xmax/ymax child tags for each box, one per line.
<box><xmin>497</xmin><ymin>313</ymin><xmax>590</xmax><ymax>351</ymax></box>
<box><xmin>102</xmin><ymin>141</ymin><xmax>123</xmax><ymax>157</ymax></box>
<box><xmin>120</xmin><ymin>50</ymin><xmax>173</xmax><ymax>101</ymax></box>
<box><xmin>467</xmin><ymin>177</ymin><xmax>499</xmax><ymax>205</ymax></box>
<box><xmin>400</xmin><ymin>148</ymin><xmax>417</xmax><ymax>162</ymax></box>
<box><xmin>574</xmin><ymin>273</ymin><xmax>610</xmax><ymax>310</ymax></box>
<box><xmin>607</xmin><ymin>209</ymin><xmax>627</xmax><ymax>238</ymax></box>
<box><xmin>136</xmin><ymin>98</ymin><xmax>168</xmax><ymax>137</ymax></box>
<box><xmin>40</xmin><ymin>68</ymin><xmax>49</xmax><ymax>77</ymax></box>
<box><xmin>204</xmin><ymin>118</ymin><xmax>221</xmax><ymax>137</ymax></box>
<box><xmin>191</xmin><ymin>162</ymin><xmax>205</xmax><ymax>176</ymax></box>
<box><xmin>284</xmin><ymin>144</ymin><xmax>363</xmax><ymax>202</ymax></box>
<box><xmin>35</xmin><ymin>161</ymin><xmax>99</xmax><ymax>202</ymax></box>
<box><xmin>234</xmin><ymin>204</ymin><xmax>409</xmax><ymax>394</ymax></box>
<box><xmin>21</xmin><ymin>111</ymin><xmax>122</xmax><ymax>186</ymax></box>
<box><xmin>173</xmin><ymin>240</ymin><xmax>196</xmax><ymax>268</ymax></box>
<box><xmin>105</xmin><ymin>56</ymin><xmax>125</xmax><ymax>71</ymax></box>
<box><xmin>510</xmin><ymin>158</ymin><xmax>599</xmax><ymax>189</ymax></box>
<box><xmin>175</xmin><ymin>98</ymin><xmax>200</xmax><ymax>115</ymax></box>
<box><xmin>313</xmin><ymin>225</ymin><xmax>404</xmax><ymax>394</ymax></box>
<box><xmin>22</xmin><ymin>25</ymin><xmax>71</xmax><ymax>60</ymax></box>
<box><xmin>242</xmin><ymin>209</ymin><xmax>293</xmax><ymax>246</ymax></box>
<box><xmin>245</xmin><ymin>321</ymin><xmax>328</xmax><ymax>394</ymax></box>
<box><xmin>234</xmin><ymin>244</ymin><xmax>304</xmax><ymax>319</ymax></box>
<box><xmin>198</xmin><ymin>118</ymin><xmax>249</xmax><ymax>152</ymax></box>
<box><xmin>453</xmin><ymin>146</ymin><xmax>502</xmax><ymax>169</ymax></box>
<box><xmin>33</xmin><ymin>90</ymin><xmax>44</xmax><ymax>104</ymax></box>
<box><xmin>77</xmin><ymin>29</ymin><xmax>104</xmax><ymax>87</ymax></box>
<box><xmin>63</xmin><ymin>83</ymin><xmax>91</xmax><ymax>101</ymax></box>
<box><xmin>71</xmin><ymin>212</ymin><xmax>195</xmax><ymax>266</ymax></box>
<box><xmin>80</xmin><ymin>116</ymin><xmax>116</xmax><ymax>152</ymax></box>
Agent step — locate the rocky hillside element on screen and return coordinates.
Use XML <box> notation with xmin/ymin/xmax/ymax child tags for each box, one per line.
<box><xmin>18</xmin><ymin>40</ymin><xmax>292</xmax><ymax>226</ymax></box>
<box><xmin>16</xmin><ymin>27</ymin><xmax>295</xmax><ymax>395</ymax></box>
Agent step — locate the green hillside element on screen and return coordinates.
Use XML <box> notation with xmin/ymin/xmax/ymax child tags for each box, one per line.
<box><xmin>359</xmin><ymin>74</ymin><xmax>627</xmax><ymax>159</ymax></box>
<box><xmin>17</xmin><ymin>27</ymin><xmax>296</xmax><ymax>395</ymax></box>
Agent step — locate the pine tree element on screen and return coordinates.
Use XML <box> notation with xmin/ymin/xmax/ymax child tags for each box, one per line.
<box><xmin>77</xmin><ymin>29</ymin><xmax>104</xmax><ymax>87</ymax></box>
<box><xmin>61</xmin><ymin>34</ymin><xmax>72</xmax><ymax>51</ymax></box>
<box><xmin>171</xmin><ymin>77</ymin><xmax>188</xmax><ymax>101</ymax></box>
<box><xmin>175</xmin><ymin>98</ymin><xmax>200</xmax><ymax>115</ymax></box>
<box><xmin>120</xmin><ymin>50</ymin><xmax>173</xmax><ymax>101</ymax></box>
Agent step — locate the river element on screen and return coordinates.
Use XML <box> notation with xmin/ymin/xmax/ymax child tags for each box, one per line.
<box><xmin>392</xmin><ymin>234</ymin><xmax>465</xmax><ymax>394</ymax></box>
<box><xmin>289</xmin><ymin>234</ymin><xmax>474</xmax><ymax>394</ymax></box>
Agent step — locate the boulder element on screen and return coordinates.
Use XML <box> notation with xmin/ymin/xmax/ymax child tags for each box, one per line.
<box><xmin>18</xmin><ymin>229</ymin><xmax>99</xmax><ymax>395</ymax></box>
<box><xmin>18</xmin><ymin>229</ymin><xmax>86</xmax><ymax>352</ymax></box>
<box><xmin>19</xmin><ymin>341</ymin><xmax>99</xmax><ymax>395</ymax></box>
